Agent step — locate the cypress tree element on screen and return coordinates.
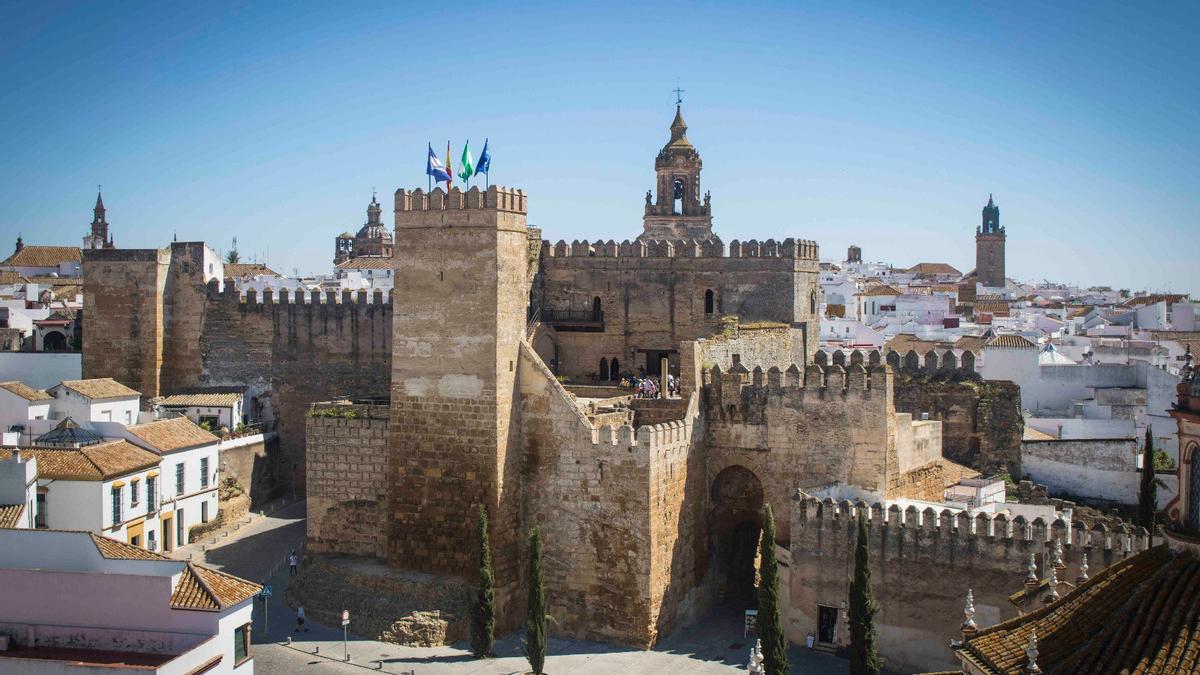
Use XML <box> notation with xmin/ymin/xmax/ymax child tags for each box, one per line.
<box><xmin>757</xmin><ymin>504</ymin><xmax>787</xmax><ymax>675</ymax></box>
<box><xmin>848</xmin><ymin>511</ymin><xmax>882</xmax><ymax>675</ymax></box>
<box><xmin>470</xmin><ymin>504</ymin><xmax>495</xmax><ymax>658</ymax></box>
<box><xmin>525</xmin><ymin>527</ymin><xmax>547</xmax><ymax>675</ymax></box>
<box><xmin>1138</xmin><ymin>426</ymin><xmax>1157</xmax><ymax>531</ymax></box>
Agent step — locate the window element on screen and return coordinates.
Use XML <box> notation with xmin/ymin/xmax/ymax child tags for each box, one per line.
<box><xmin>130</xmin><ymin>479</ymin><xmax>140</xmax><ymax>508</ymax></box>
<box><xmin>704</xmin><ymin>289</ymin><xmax>714</xmax><ymax>314</ymax></box>
<box><xmin>125</xmin><ymin>410</ymin><xmax>132</xmax><ymax>424</ymax></box>
<box><xmin>111</xmin><ymin>485</ymin><xmax>122</xmax><ymax>525</ymax></box>
<box><xmin>233</xmin><ymin>623</ymin><xmax>252</xmax><ymax>665</ymax></box>
<box><xmin>201</xmin><ymin>500</ymin><xmax>209</xmax><ymax>523</ymax></box>
<box><xmin>146</xmin><ymin>476</ymin><xmax>156</xmax><ymax>512</ymax></box>
<box><xmin>200</xmin><ymin>457</ymin><xmax>209</xmax><ymax>489</ymax></box>
<box><xmin>176</xmin><ymin>464</ymin><xmax>185</xmax><ymax>495</ymax></box>
<box><xmin>35</xmin><ymin>492</ymin><xmax>46</xmax><ymax>528</ymax></box>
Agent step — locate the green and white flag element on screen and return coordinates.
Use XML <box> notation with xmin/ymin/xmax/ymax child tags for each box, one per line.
<box><xmin>459</xmin><ymin>140</ymin><xmax>475</xmax><ymax>183</ymax></box>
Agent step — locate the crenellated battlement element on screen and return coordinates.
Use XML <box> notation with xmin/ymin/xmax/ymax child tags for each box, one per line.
<box><xmin>793</xmin><ymin>490</ymin><xmax>1150</xmax><ymax>555</ymax></box>
<box><xmin>705</xmin><ymin>363</ymin><xmax>889</xmax><ymax>415</ymax></box>
<box><xmin>541</xmin><ymin>237</ymin><xmax>818</xmax><ymax>260</ymax></box>
<box><xmin>393</xmin><ymin>185</ymin><xmax>526</xmax><ymax>214</ymax></box>
<box><xmin>207</xmin><ymin>279</ymin><xmax>393</xmax><ymax>307</ymax></box>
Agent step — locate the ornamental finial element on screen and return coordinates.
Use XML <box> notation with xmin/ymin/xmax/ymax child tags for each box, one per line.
<box><xmin>962</xmin><ymin>588</ymin><xmax>978</xmax><ymax>632</ymax></box>
<box><xmin>1077</xmin><ymin>552</ymin><xmax>1090</xmax><ymax>584</ymax></box>
<box><xmin>1024</xmin><ymin>628</ymin><xmax>1042</xmax><ymax>674</ymax></box>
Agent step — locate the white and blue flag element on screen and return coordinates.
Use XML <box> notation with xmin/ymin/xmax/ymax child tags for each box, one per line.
<box><xmin>426</xmin><ymin>143</ymin><xmax>451</xmax><ymax>183</ymax></box>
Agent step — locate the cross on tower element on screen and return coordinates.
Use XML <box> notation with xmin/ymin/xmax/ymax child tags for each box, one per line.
<box><xmin>673</xmin><ymin>85</ymin><xmax>684</xmax><ymax>106</ymax></box>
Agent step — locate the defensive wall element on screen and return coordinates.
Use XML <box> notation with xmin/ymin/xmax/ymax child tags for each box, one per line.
<box><xmin>83</xmin><ymin>243</ymin><xmax>393</xmax><ymax>492</ymax></box>
<box><xmin>703</xmin><ymin>362</ymin><xmax>948</xmax><ymax>542</ymax></box>
<box><xmin>534</xmin><ymin>236</ymin><xmax>820</xmax><ymax>381</ymax></box>
<box><xmin>789</xmin><ymin>493</ymin><xmax>1151</xmax><ymax>673</ymax></box>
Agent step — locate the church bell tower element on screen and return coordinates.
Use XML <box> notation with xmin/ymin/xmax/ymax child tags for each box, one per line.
<box><xmin>974</xmin><ymin>194</ymin><xmax>1006</xmax><ymax>288</ymax></box>
<box><xmin>640</xmin><ymin>102</ymin><xmax>714</xmax><ymax>241</ymax></box>
<box><xmin>83</xmin><ymin>189</ymin><xmax>114</xmax><ymax>250</ymax></box>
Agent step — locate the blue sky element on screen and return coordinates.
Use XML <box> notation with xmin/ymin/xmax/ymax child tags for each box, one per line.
<box><xmin>1</xmin><ymin>1</ymin><xmax>1196</xmax><ymax>293</ymax></box>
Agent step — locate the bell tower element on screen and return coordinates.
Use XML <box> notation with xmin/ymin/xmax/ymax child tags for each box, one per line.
<box><xmin>640</xmin><ymin>99</ymin><xmax>713</xmax><ymax>241</ymax></box>
<box><xmin>83</xmin><ymin>188</ymin><xmax>114</xmax><ymax>250</ymax></box>
<box><xmin>975</xmin><ymin>194</ymin><xmax>1006</xmax><ymax>288</ymax></box>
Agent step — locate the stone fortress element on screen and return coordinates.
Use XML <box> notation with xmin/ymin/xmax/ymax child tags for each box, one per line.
<box><xmin>81</xmin><ymin>106</ymin><xmax>1149</xmax><ymax>672</ymax></box>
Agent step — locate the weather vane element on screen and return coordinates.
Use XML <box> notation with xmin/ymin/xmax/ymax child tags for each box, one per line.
<box><xmin>673</xmin><ymin>83</ymin><xmax>685</xmax><ymax>106</ymax></box>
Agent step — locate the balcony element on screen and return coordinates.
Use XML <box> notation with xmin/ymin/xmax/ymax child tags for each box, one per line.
<box><xmin>536</xmin><ymin>308</ymin><xmax>605</xmax><ymax>332</ymax></box>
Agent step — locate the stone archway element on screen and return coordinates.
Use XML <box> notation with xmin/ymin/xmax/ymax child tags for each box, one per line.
<box><xmin>710</xmin><ymin>465</ymin><xmax>764</xmax><ymax>604</ymax></box>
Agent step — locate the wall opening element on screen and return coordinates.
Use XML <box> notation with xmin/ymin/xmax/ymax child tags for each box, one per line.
<box><xmin>599</xmin><ymin>357</ymin><xmax>609</xmax><ymax>381</ymax></box>
<box><xmin>704</xmin><ymin>289</ymin><xmax>715</xmax><ymax>315</ymax></box>
<box><xmin>710</xmin><ymin>465</ymin><xmax>764</xmax><ymax>605</ymax></box>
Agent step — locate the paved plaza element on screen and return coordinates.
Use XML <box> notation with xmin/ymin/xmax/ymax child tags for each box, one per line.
<box><xmin>198</xmin><ymin>502</ymin><xmax>851</xmax><ymax>674</ymax></box>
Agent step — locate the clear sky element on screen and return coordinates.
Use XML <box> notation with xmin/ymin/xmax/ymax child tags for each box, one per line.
<box><xmin>1</xmin><ymin>1</ymin><xmax>1196</xmax><ymax>293</ymax></box>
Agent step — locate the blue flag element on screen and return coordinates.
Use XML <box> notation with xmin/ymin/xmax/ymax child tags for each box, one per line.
<box><xmin>476</xmin><ymin>139</ymin><xmax>491</xmax><ymax>175</ymax></box>
<box><xmin>426</xmin><ymin>143</ymin><xmax>451</xmax><ymax>183</ymax></box>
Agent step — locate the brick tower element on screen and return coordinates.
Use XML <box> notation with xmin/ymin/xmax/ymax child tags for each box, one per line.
<box><xmin>387</xmin><ymin>185</ymin><xmax>529</xmax><ymax>608</ymax></box>
<box><xmin>641</xmin><ymin>105</ymin><xmax>714</xmax><ymax>240</ymax></box>
<box><xmin>975</xmin><ymin>194</ymin><xmax>1006</xmax><ymax>288</ymax></box>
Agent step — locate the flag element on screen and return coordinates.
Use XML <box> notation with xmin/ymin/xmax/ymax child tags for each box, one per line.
<box><xmin>446</xmin><ymin>140</ymin><xmax>453</xmax><ymax>188</ymax></box>
<box><xmin>426</xmin><ymin>144</ymin><xmax>451</xmax><ymax>184</ymax></box>
<box><xmin>459</xmin><ymin>140</ymin><xmax>474</xmax><ymax>183</ymax></box>
<box><xmin>476</xmin><ymin>139</ymin><xmax>491</xmax><ymax>176</ymax></box>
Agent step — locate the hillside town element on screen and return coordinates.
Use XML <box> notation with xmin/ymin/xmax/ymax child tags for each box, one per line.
<box><xmin>0</xmin><ymin>98</ymin><xmax>1196</xmax><ymax>675</ymax></box>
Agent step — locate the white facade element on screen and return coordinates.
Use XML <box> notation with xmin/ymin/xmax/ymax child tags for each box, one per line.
<box><xmin>0</xmin><ymin>452</ymin><xmax>37</xmax><ymax>529</ymax></box>
<box><xmin>49</xmin><ymin>385</ymin><xmax>139</xmax><ymax>424</ymax></box>
<box><xmin>0</xmin><ymin>387</ymin><xmax>51</xmax><ymax>438</ymax></box>
<box><xmin>157</xmin><ymin>446</ymin><xmax>221</xmax><ymax>549</ymax></box>
<box><xmin>0</xmin><ymin>529</ymin><xmax>257</xmax><ymax>674</ymax></box>
<box><xmin>37</xmin><ymin>461</ymin><xmax>162</xmax><ymax>550</ymax></box>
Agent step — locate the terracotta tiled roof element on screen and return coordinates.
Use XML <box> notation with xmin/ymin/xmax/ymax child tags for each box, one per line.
<box><xmin>57</xmin><ymin>378</ymin><xmax>140</xmax><ymax>400</ymax></box>
<box><xmin>906</xmin><ymin>262</ymin><xmax>963</xmax><ymax>277</ymax></box>
<box><xmin>223</xmin><ymin>262</ymin><xmax>279</xmax><ymax>278</ymax></box>
<box><xmin>0</xmin><ymin>271</ymin><xmax>28</xmax><ymax>284</ymax></box>
<box><xmin>159</xmin><ymin>392</ymin><xmax>243</xmax><ymax>407</ymax></box>
<box><xmin>958</xmin><ymin>546</ymin><xmax>1200</xmax><ymax>674</ymax></box>
<box><xmin>860</xmin><ymin>284</ymin><xmax>901</xmax><ymax>297</ymax></box>
<box><xmin>1124</xmin><ymin>293</ymin><xmax>1189</xmax><ymax>308</ymax></box>
<box><xmin>975</xmin><ymin>301</ymin><xmax>1011</xmax><ymax>314</ymax></box>
<box><xmin>127</xmin><ymin>417</ymin><xmax>218</xmax><ymax>453</ymax></box>
<box><xmin>0</xmin><ymin>381</ymin><xmax>52</xmax><ymax>401</ymax></box>
<box><xmin>953</xmin><ymin>335</ymin><xmax>989</xmax><ymax>353</ymax></box>
<box><xmin>0</xmin><ymin>503</ymin><xmax>25</xmax><ymax>528</ymax></box>
<box><xmin>884</xmin><ymin>334</ymin><xmax>943</xmax><ymax>355</ymax></box>
<box><xmin>0</xmin><ymin>440</ymin><xmax>159</xmax><ymax>480</ymax></box>
<box><xmin>89</xmin><ymin>531</ymin><xmax>169</xmax><ymax>560</ymax></box>
<box><xmin>170</xmin><ymin>563</ymin><xmax>261</xmax><ymax>611</ymax></box>
<box><xmin>986</xmin><ymin>334</ymin><xmax>1037</xmax><ymax>350</ymax></box>
<box><xmin>0</xmin><ymin>246</ymin><xmax>81</xmax><ymax>268</ymax></box>
<box><xmin>335</xmin><ymin>257</ymin><xmax>392</xmax><ymax>270</ymax></box>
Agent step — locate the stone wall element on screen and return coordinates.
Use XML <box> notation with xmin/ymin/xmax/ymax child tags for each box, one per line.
<box><xmin>536</xmin><ymin>238</ymin><xmax>819</xmax><ymax>380</ymax></box>
<box><xmin>694</xmin><ymin>322</ymin><xmax>809</xmax><ymax>373</ymax></box>
<box><xmin>82</xmin><ymin>248</ymin><xmax>169</xmax><ymax>398</ymax></box>
<box><xmin>893</xmin><ymin>374</ymin><xmax>1023</xmax><ymax>476</ymax></box>
<box><xmin>703</xmin><ymin>363</ymin><xmax>897</xmax><ymax>543</ymax></box>
<box><xmin>1022</xmin><ymin>437</ymin><xmax>1139</xmax><ymax>504</ymax></box>
<box><xmin>306</xmin><ymin>400</ymin><xmax>391</xmax><ymax>558</ymax></box>
<box><xmin>217</xmin><ymin>433</ymin><xmax>279</xmax><ymax>507</ymax></box>
<box><xmin>789</xmin><ymin>494</ymin><xmax>1151</xmax><ymax>673</ymax></box>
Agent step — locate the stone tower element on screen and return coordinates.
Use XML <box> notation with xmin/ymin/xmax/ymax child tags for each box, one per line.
<box><xmin>387</xmin><ymin>185</ymin><xmax>529</xmax><ymax>608</ymax></box>
<box><xmin>975</xmin><ymin>194</ymin><xmax>1006</xmax><ymax>288</ymax></box>
<box><xmin>847</xmin><ymin>244</ymin><xmax>862</xmax><ymax>263</ymax></box>
<box><xmin>83</xmin><ymin>190</ymin><xmax>114</xmax><ymax>250</ymax></box>
<box><xmin>641</xmin><ymin>105</ymin><xmax>713</xmax><ymax>241</ymax></box>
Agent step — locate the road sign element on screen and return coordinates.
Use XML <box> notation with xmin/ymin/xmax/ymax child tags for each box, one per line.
<box><xmin>261</xmin><ymin>585</ymin><xmax>272</xmax><ymax>599</ymax></box>
<box><xmin>342</xmin><ymin>609</ymin><xmax>350</xmax><ymax>627</ymax></box>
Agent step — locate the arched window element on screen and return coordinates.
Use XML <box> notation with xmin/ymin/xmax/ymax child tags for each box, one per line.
<box><xmin>592</xmin><ymin>296</ymin><xmax>602</xmax><ymax>318</ymax></box>
<box><xmin>610</xmin><ymin>358</ymin><xmax>620</xmax><ymax>380</ymax></box>
<box><xmin>1189</xmin><ymin>443</ymin><xmax>1200</xmax><ymax>533</ymax></box>
<box><xmin>704</xmin><ymin>289</ymin><xmax>715</xmax><ymax>315</ymax></box>
<box><xmin>810</xmin><ymin>291</ymin><xmax>817</xmax><ymax>314</ymax></box>
<box><xmin>599</xmin><ymin>358</ymin><xmax>609</xmax><ymax>382</ymax></box>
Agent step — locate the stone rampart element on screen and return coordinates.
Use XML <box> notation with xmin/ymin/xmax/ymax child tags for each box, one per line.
<box><xmin>893</xmin><ymin>374</ymin><xmax>1023</xmax><ymax>476</ymax></box>
<box><xmin>789</xmin><ymin>492</ymin><xmax>1150</xmax><ymax>673</ymax></box>
<box><xmin>542</xmin><ymin>237</ymin><xmax>818</xmax><ymax>260</ymax></box>
<box><xmin>305</xmin><ymin>400</ymin><xmax>391</xmax><ymax>558</ymax></box>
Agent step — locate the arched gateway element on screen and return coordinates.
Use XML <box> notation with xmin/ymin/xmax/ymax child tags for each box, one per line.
<box><xmin>710</xmin><ymin>465</ymin><xmax>764</xmax><ymax>603</ymax></box>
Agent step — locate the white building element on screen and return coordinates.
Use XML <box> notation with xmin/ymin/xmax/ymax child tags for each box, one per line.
<box><xmin>0</xmin><ymin>529</ymin><xmax>259</xmax><ymax>674</ymax></box>
<box><xmin>0</xmin><ymin>242</ymin><xmax>82</xmax><ymax>278</ymax></box>
<box><xmin>126</xmin><ymin>417</ymin><xmax>222</xmax><ymax>551</ymax></box>
<box><xmin>2</xmin><ymin>440</ymin><xmax>163</xmax><ymax>548</ymax></box>
<box><xmin>157</xmin><ymin>390</ymin><xmax>248</xmax><ymax>432</ymax></box>
<box><xmin>0</xmin><ymin>380</ymin><xmax>52</xmax><ymax>441</ymax></box>
<box><xmin>0</xmin><ymin>449</ymin><xmax>37</xmax><ymax>529</ymax></box>
<box><xmin>48</xmin><ymin>378</ymin><xmax>141</xmax><ymax>425</ymax></box>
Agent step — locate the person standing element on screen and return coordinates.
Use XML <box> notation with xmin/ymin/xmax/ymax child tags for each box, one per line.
<box><xmin>288</xmin><ymin>550</ymin><xmax>298</xmax><ymax>576</ymax></box>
